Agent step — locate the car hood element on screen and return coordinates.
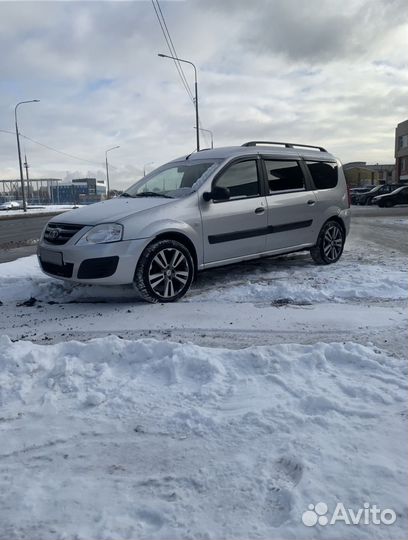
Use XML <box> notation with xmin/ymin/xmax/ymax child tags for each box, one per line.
<box><xmin>50</xmin><ymin>197</ymin><xmax>174</xmax><ymax>226</ymax></box>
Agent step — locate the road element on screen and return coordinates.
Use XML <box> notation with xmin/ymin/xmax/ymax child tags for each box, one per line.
<box><xmin>0</xmin><ymin>214</ymin><xmax>51</xmax><ymax>244</ymax></box>
<box><xmin>0</xmin><ymin>206</ymin><xmax>407</xmax><ymax>263</ymax></box>
<box><xmin>348</xmin><ymin>205</ymin><xmax>408</xmax><ymax>254</ymax></box>
<box><xmin>0</xmin><ymin>214</ymin><xmax>53</xmax><ymax>262</ymax></box>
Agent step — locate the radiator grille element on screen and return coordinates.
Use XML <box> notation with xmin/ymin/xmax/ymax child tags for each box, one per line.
<box><xmin>44</xmin><ymin>222</ymin><xmax>84</xmax><ymax>245</ymax></box>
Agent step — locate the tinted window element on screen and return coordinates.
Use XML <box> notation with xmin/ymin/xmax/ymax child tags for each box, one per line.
<box><xmin>307</xmin><ymin>161</ymin><xmax>338</xmax><ymax>189</ymax></box>
<box><xmin>216</xmin><ymin>160</ymin><xmax>259</xmax><ymax>198</ymax></box>
<box><xmin>264</xmin><ymin>160</ymin><xmax>305</xmax><ymax>192</ymax></box>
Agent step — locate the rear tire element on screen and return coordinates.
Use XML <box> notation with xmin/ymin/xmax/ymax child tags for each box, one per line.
<box><xmin>134</xmin><ymin>239</ymin><xmax>194</xmax><ymax>303</ymax></box>
<box><xmin>310</xmin><ymin>220</ymin><xmax>345</xmax><ymax>265</ymax></box>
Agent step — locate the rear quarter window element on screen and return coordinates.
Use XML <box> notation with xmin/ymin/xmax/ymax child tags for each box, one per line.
<box><xmin>306</xmin><ymin>161</ymin><xmax>338</xmax><ymax>189</ymax></box>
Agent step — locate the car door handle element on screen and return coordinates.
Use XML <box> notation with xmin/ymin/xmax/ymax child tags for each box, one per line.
<box><xmin>307</xmin><ymin>200</ymin><xmax>316</xmax><ymax>205</ymax></box>
<box><xmin>254</xmin><ymin>207</ymin><xmax>265</xmax><ymax>214</ymax></box>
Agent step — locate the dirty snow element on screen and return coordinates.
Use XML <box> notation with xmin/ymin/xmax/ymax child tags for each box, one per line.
<box><xmin>0</xmin><ymin>212</ymin><xmax>407</xmax><ymax>539</ymax></box>
<box><xmin>0</xmin><ymin>335</ymin><xmax>407</xmax><ymax>539</ymax></box>
<box><xmin>0</xmin><ymin>252</ymin><xmax>406</xmax><ymax>306</ymax></box>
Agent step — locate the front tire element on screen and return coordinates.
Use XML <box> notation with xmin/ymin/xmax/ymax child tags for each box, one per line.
<box><xmin>134</xmin><ymin>239</ymin><xmax>194</xmax><ymax>303</ymax></box>
<box><xmin>310</xmin><ymin>220</ymin><xmax>345</xmax><ymax>265</ymax></box>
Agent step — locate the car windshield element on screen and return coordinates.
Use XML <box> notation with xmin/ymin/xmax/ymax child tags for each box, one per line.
<box><xmin>123</xmin><ymin>159</ymin><xmax>221</xmax><ymax>199</ymax></box>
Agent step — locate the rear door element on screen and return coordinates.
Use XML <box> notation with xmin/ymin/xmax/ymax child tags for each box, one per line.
<box><xmin>200</xmin><ymin>157</ymin><xmax>267</xmax><ymax>263</ymax></box>
<box><xmin>262</xmin><ymin>158</ymin><xmax>318</xmax><ymax>251</ymax></box>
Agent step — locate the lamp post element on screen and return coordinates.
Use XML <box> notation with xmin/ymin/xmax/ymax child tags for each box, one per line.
<box><xmin>143</xmin><ymin>161</ymin><xmax>155</xmax><ymax>176</ymax></box>
<box><xmin>15</xmin><ymin>100</ymin><xmax>40</xmax><ymax>212</ymax></box>
<box><xmin>195</xmin><ymin>127</ymin><xmax>213</xmax><ymax>149</ymax></box>
<box><xmin>105</xmin><ymin>146</ymin><xmax>120</xmax><ymax>199</ymax></box>
<box><xmin>23</xmin><ymin>153</ymin><xmax>30</xmax><ymax>203</ymax></box>
<box><xmin>158</xmin><ymin>53</ymin><xmax>200</xmax><ymax>152</ymax></box>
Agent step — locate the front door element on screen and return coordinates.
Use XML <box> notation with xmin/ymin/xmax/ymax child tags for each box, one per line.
<box><xmin>200</xmin><ymin>158</ymin><xmax>268</xmax><ymax>264</ymax></box>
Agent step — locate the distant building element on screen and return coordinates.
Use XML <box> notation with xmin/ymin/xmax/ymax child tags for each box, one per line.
<box><xmin>0</xmin><ymin>177</ymin><xmax>107</xmax><ymax>204</ymax></box>
<box><xmin>343</xmin><ymin>162</ymin><xmax>395</xmax><ymax>188</ymax></box>
<box><xmin>51</xmin><ymin>178</ymin><xmax>107</xmax><ymax>204</ymax></box>
<box><xmin>0</xmin><ymin>178</ymin><xmax>62</xmax><ymax>204</ymax></box>
<box><xmin>395</xmin><ymin>119</ymin><xmax>408</xmax><ymax>183</ymax></box>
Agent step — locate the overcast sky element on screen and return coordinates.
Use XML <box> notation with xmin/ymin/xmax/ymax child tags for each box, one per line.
<box><xmin>1</xmin><ymin>0</ymin><xmax>407</xmax><ymax>189</ymax></box>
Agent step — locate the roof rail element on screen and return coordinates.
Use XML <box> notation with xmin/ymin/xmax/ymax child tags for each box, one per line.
<box><xmin>241</xmin><ymin>141</ymin><xmax>327</xmax><ymax>152</ymax></box>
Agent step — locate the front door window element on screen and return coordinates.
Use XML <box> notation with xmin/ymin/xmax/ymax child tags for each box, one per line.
<box><xmin>215</xmin><ymin>160</ymin><xmax>260</xmax><ymax>199</ymax></box>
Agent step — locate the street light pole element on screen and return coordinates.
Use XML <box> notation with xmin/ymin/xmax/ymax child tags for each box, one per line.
<box><xmin>143</xmin><ymin>161</ymin><xmax>155</xmax><ymax>176</ymax></box>
<box><xmin>15</xmin><ymin>99</ymin><xmax>40</xmax><ymax>212</ymax></box>
<box><xmin>158</xmin><ymin>53</ymin><xmax>200</xmax><ymax>152</ymax></box>
<box><xmin>23</xmin><ymin>153</ymin><xmax>30</xmax><ymax>203</ymax></box>
<box><xmin>195</xmin><ymin>127</ymin><xmax>213</xmax><ymax>149</ymax></box>
<box><xmin>105</xmin><ymin>146</ymin><xmax>120</xmax><ymax>199</ymax></box>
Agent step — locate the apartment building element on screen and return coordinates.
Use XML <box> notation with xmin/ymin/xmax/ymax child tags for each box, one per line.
<box><xmin>395</xmin><ymin>119</ymin><xmax>408</xmax><ymax>183</ymax></box>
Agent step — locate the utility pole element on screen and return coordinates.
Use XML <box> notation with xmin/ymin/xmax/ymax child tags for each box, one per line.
<box><xmin>14</xmin><ymin>100</ymin><xmax>40</xmax><ymax>212</ymax></box>
<box><xmin>23</xmin><ymin>154</ymin><xmax>30</xmax><ymax>204</ymax></box>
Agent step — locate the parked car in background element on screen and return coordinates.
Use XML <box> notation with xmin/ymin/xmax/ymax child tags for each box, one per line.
<box><xmin>38</xmin><ymin>141</ymin><xmax>351</xmax><ymax>302</ymax></box>
<box><xmin>0</xmin><ymin>201</ymin><xmax>21</xmax><ymax>210</ymax></box>
<box><xmin>357</xmin><ymin>184</ymin><xmax>402</xmax><ymax>205</ymax></box>
<box><xmin>350</xmin><ymin>187</ymin><xmax>374</xmax><ymax>205</ymax></box>
<box><xmin>372</xmin><ymin>185</ymin><xmax>408</xmax><ymax>207</ymax></box>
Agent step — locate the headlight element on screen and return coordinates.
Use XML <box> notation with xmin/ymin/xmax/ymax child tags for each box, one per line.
<box><xmin>76</xmin><ymin>223</ymin><xmax>123</xmax><ymax>245</ymax></box>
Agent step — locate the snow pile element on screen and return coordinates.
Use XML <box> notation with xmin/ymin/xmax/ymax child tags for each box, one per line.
<box><xmin>0</xmin><ymin>256</ymin><xmax>137</xmax><ymax>304</ymax></box>
<box><xmin>0</xmin><ymin>335</ymin><xmax>406</xmax><ymax>539</ymax></box>
<box><xmin>0</xmin><ymin>255</ymin><xmax>406</xmax><ymax>305</ymax></box>
<box><xmin>193</xmin><ymin>262</ymin><xmax>407</xmax><ymax>304</ymax></box>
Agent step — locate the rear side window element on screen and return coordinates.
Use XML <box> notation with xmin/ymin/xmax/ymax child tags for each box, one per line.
<box><xmin>307</xmin><ymin>161</ymin><xmax>338</xmax><ymax>189</ymax></box>
<box><xmin>264</xmin><ymin>160</ymin><xmax>305</xmax><ymax>193</ymax></box>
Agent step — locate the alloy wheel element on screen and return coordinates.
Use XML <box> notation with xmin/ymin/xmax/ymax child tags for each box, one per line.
<box><xmin>322</xmin><ymin>225</ymin><xmax>343</xmax><ymax>262</ymax></box>
<box><xmin>148</xmin><ymin>248</ymin><xmax>190</xmax><ymax>299</ymax></box>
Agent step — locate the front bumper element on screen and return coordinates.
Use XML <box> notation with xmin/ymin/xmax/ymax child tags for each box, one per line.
<box><xmin>37</xmin><ymin>238</ymin><xmax>150</xmax><ymax>285</ymax></box>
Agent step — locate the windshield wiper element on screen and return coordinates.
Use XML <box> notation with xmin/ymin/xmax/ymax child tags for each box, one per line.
<box><xmin>120</xmin><ymin>192</ymin><xmax>135</xmax><ymax>198</ymax></box>
<box><xmin>134</xmin><ymin>191</ymin><xmax>173</xmax><ymax>199</ymax></box>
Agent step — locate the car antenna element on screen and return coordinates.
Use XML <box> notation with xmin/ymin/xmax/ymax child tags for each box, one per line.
<box><xmin>185</xmin><ymin>149</ymin><xmax>197</xmax><ymax>160</ymax></box>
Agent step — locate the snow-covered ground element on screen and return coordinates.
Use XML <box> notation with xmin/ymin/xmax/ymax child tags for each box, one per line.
<box><xmin>0</xmin><ymin>336</ymin><xmax>407</xmax><ymax>539</ymax></box>
<box><xmin>0</xmin><ymin>215</ymin><xmax>407</xmax><ymax>539</ymax></box>
<box><xmin>0</xmin><ymin>204</ymin><xmax>80</xmax><ymax>218</ymax></box>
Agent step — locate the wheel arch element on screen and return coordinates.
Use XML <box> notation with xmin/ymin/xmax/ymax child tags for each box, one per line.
<box><xmin>150</xmin><ymin>231</ymin><xmax>199</xmax><ymax>277</ymax></box>
<box><xmin>321</xmin><ymin>215</ymin><xmax>346</xmax><ymax>238</ymax></box>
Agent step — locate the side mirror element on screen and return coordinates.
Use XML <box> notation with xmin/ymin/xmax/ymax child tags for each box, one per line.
<box><xmin>203</xmin><ymin>186</ymin><xmax>230</xmax><ymax>202</ymax></box>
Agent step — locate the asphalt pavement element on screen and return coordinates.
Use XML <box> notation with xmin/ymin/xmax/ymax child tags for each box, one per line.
<box><xmin>0</xmin><ymin>205</ymin><xmax>407</xmax><ymax>264</ymax></box>
<box><xmin>0</xmin><ymin>214</ymin><xmax>54</xmax><ymax>263</ymax></box>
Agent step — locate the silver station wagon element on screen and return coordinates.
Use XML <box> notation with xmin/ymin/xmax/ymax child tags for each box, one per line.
<box><xmin>38</xmin><ymin>141</ymin><xmax>351</xmax><ymax>302</ymax></box>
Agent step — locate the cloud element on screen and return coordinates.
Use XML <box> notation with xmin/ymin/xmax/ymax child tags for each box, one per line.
<box><xmin>206</xmin><ymin>0</ymin><xmax>408</xmax><ymax>63</ymax></box>
<box><xmin>0</xmin><ymin>0</ymin><xmax>407</xmax><ymax>189</ymax></box>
